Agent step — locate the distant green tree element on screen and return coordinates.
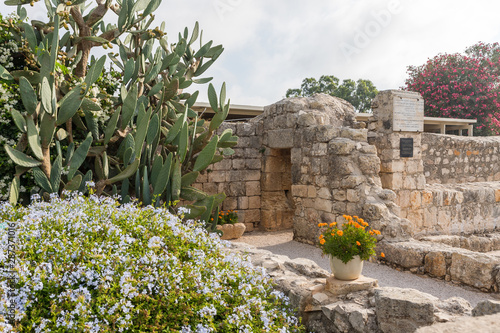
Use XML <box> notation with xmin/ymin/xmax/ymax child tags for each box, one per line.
<box><xmin>286</xmin><ymin>75</ymin><xmax>378</xmax><ymax>113</ymax></box>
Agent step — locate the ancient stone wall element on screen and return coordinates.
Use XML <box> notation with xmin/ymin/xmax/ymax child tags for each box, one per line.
<box><xmin>193</xmin><ymin>121</ymin><xmax>263</xmax><ymax>232</ymax></box>
<box><xmin>368</xmin><ymin>90</ymin><xmax>500</xmax><ymax>237</ymax></box>
<box><xmin>194</xmin><ymin>94</ymin><xmax>412</xmax><ymax>243</ymax></box>
<box><xmin>422</xmin><ymin>133</ymin><xmax>500</xmax><ymax>184</ymax></box>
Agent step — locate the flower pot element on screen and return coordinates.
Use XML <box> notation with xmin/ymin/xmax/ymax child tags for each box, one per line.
<box><xmin>217</xmin><ymin>223</ymin><xmax>246</xmax><ymax>240</ymax></box>
<box><xmin>329</xmin><ymin>255</ymin><xmax>364</xmax><ymax>280</ymax></box>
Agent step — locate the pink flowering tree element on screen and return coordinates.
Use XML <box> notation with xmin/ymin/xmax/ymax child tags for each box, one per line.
<box><xmin>404</xmin><ymin>42</ymin><xmax>500</xmax><ymax>136</ymax></box>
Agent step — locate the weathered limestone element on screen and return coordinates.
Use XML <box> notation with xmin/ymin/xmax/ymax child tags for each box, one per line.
<box><xmin>227</xmin><ymin>242</ymin><xmax>474</xmax><ymax>333</ymax></box>
<box><xmin>325</xmin><ymin>275</ymin><xmax>379</xmax><ymax>295</ymax></box>
<box><xmin>375</xmin><ymin>287</ymin><xmax>438</xmax><ymax>333</ymax></box>
<box><xmin>415</xmin><ymin>313</ymin><xmax>500</xmax><ymax>333</ymax></box>
<box><xmin>377</xmin><ymin>239</ymin><xmax>500</xmax><ymax>292</ymax></box>
<box><xmin>472</xmin><ymin>300</ymin><xmax>500</xmax><ymax>316</ymax></box>
<box><xmin>422</xmin><ymin>133</ymin><xmax>500</xmax><ymax>184</ymax></box>
<box><xmin>217</xmin><ymin>223</ymin><xmax>246</xmax><ymax>240</ymax></box>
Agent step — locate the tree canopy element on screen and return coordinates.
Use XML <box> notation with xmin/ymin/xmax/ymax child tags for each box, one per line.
<box><xmin>286</xmin><ymin>75</ymin><xmax>378</xmax><ymax>113</ymax></box>
<box><xmin>404</xmin><ymin>42</ymin><xmax>500</xmax><ymax>136</ymax></box>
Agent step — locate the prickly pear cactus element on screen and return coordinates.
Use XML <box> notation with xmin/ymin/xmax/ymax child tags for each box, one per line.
<box><xmin>2</xmin><ymin>0</ymin><xmax>238</xmax><ymax>224</ymax></box>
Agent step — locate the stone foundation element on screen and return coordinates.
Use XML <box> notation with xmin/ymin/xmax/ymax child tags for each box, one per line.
<box><xmin>227</xmin><ymin>242</ymin><xmax>487</xmax><ymax>333</ymax></box>
<box><xmin>376</xmin><ymin>238</ymin><xmax>500</xmax><ymax>292</ymax></box>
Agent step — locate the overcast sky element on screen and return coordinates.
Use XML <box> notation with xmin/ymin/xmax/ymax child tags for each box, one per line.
<box><xmin>2</xmin><ymin>0</ymin><xmax>500</xmax><ymax>107</ymax></box>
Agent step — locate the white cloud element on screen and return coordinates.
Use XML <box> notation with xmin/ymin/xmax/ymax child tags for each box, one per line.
<box><xmin>1</xmin><ymin>0</ymin><xmax>499</xmax><ymax>106</ymax></box>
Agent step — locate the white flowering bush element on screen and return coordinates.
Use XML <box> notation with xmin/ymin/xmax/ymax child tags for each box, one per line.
<box><xmin>0</xmin><ymin>192</ymin><xmax>304</xmax><ymax>332</ymax></box>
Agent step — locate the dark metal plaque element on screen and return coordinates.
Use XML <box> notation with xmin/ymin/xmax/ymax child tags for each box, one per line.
<box><xmin>400</xmin><ymin>138</ymin><xmax>413</xmax><ymax>157</ymax></box>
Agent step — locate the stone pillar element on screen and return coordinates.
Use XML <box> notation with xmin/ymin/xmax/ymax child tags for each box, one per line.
<box><xmin>369</xmin><ymin>90</ymin><xmax>427</xmax><ymax>225</ymax></box>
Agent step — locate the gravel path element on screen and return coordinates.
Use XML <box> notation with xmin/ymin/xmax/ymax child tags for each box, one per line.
<box><xmin>234</xmin><ymin>230</ymin><xmax>499</xmax><ymax>307</ymax></box>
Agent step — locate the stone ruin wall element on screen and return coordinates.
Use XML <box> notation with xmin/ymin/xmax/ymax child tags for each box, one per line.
<box><xmin>422</xmin><ymin>133</ymin><xmax>500</xmax><ymax>184</ymax></box>
<box><xmin>195</xmin><ymin>94</ymin><xmax>412</xmax><ymax>244</ymax></box>
<box><xmin>194</xmin><ymin>90</ymin><xmax>500</xmax><ymax>242</ymax></box>
<box><xmin>368</xmin><ymin>90</ymin><xmax>500</xmax><ymax>238</ymax></box>
<box><xmin>192</xmin><ymin>122</ymin><xmax>263</xmax><ymax>232</ymax></box>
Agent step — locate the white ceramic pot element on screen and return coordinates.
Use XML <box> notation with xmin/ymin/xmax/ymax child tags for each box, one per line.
<box><xmin>329</xmin><ymin>255</ymin><xmax>364</xmax><ymax>280</ymax></box>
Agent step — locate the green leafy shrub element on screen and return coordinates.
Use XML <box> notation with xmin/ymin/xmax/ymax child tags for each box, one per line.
<box><xmin>318</xmin><ymin>215</ymin><xmax>380</xmax><ymax>264</ymax></box>
<box><xmin>0</xmin><ymin>192</ymin><xmax>304</xmax><ymax>332</ymax></box>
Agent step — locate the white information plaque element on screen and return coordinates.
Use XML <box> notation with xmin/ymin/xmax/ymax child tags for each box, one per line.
<box><xmin>393</xmin><ymin>96</ymin><xmax>424</xmax><ymax>132</ymax></box>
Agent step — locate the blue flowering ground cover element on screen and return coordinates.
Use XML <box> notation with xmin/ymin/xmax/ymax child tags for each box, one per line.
<box><xmin>0</xmin><ymin>193</ymin><xmax>304</xmax><ymax>332</ymax></box>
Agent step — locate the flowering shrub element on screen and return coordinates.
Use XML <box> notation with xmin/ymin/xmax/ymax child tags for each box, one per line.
<box><xmin>218</xmin><ymin>210</ymin><xmax>239</xmax><ymax>225</ymax></box>
<box><xmin>0</xmin><ymin>193</ymin><xmax>303</xmax><ymax>332</ymax></box>
<box><xmin>404</xmin><ymin>42</ymin><xmax>500</xmax><ymax>136</ymax></box>
<box><xmin>318</xmin><ymin>215</ymin><xmax>381</xmax><ymax>264</ymax></box>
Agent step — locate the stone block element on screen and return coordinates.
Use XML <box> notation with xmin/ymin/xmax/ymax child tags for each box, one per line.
<box><xmin>208</xmin><ymin>171</ymin><xmax>227</xmax><ymax>183</ymax></box>
<box><xmin>232</xmin><ymin>159</ymin><xmax>246</xmax><ymax>169</ymax></box>
<box><xmin>314</xmin><ymin>198</ymin><xmax>332</xmax><ymax>213</ymax></box>
<box><xmin>381</xmin><ymin>160</ymin><xmax>405</xmax><ymax>173</ymax></box>
<box><xmin>329</xmin><ymin>138</ymin><xmax>356</xmax><ymax>155</ymax></box>
<box><xmin>424</xmin><ymin>252</ymin><xmax>446</xmax><ymax>278</ymax></box>
<box><xmin>291</xmin><ymin>184</ymin><xmax>308</xmax><ymax>198</ymax></box>
<box><xmin>246</xmin><ymin>181</ymin><xmax>261</xmax><ymax>196</ymax></box>
<box><xmin>381</xmin><ymin>173</ymin><xmax>403</xmax><ymax>190</ymax></box>
<box><xmin>318</xmin><ymin>187</ymin><xmax>331</xmax><ymax>199</ymax></box>
<box><xmin>242</xmin><ymin>170</ymin><xmax>261</xmax><ymax>181</ymax></box>
<box><xmin>377</xmin><ymin>242</ymin><xmax>425</xmax><ymax>268</ymax></box>
<box><xmin>238</xmin><ymin>196</ymin><xmax>249</xmax><ymax>210</ymax></box>
<box><xmin>410</xmin><ymin>191</ymin><xmax>422</xmax><ymax>208</ymax></box>
<box><xmin>223</xmin><ymin>197</ymin><xmax>237</xmax><ymax>211</ymax></box>
<box><xmin>316</xmin><ymin>125</ymin><xmax>339</xmax><ymax>142</ymax></box>
<box><xmin>267</xmin><ymin>129</ymin><xmax>294</xmax><ymax>148</ymax></box>
<box><xmin>450</xmin><ymin>252</ymin><xmax>497</xmax><ymax>290</ymax></box>
<box><xmin>358</xmin><ymin>154</ymin><xmax>381</xmax><ymax>174</ymax></box>
<box><xmin>227</xmin><ymin>182</ymin><xmax>246</xmax><ymax>196</ymax></box>
<box><xmin>245</xmin><ymin>209</ymin><xmax>260</xmax><ymax>223</ymax></box>
<box><xmin>340</xmin><ymin>176</ymin><xmax>365</xmax><ymax>188</ymax></box>
<box><xmin>248</xmin><ymin>196</ymin><xmax>261</xmax><ymax>209</ymax></box>
<box><xmin>245</xmin><ymin>158</ymin><xmax>261</xmax><ymax>170</ymax></box>
<box><xmin>346</xmin><ymin>189</ymin><xmax>360</xmax><ymax>202</ymax></box>
<box><xmin>421</xmin><ymin>190</ymin><xmax>433</xmax><ymax>207</ymax></box>
<box><xmin>375</xmin><ymin>287</ymin><xmax>437</xmax><ymax>333</ymax></box>
<box><xmin>325</xmin><ymin>275</ymin><xmax>378</xmax><ymax>295</ymax></box>
<box><xmin>333</xmin><ymin>189</ymin><xmax>347</xmax><ymax>201</ymax></box>
<box><xmin>416</xmin><ymin>313</ymin><xmax>500</xmax><ymax>333</ymax></box>
<box><xmin>340</xmin><ymin>128</ymin><xmax>367</xmax><ymax>141</ymax></box>
<box><xmin>307</xmin><ymin>186</ymin><xmax>317</xmax><ymax>198</ymax></box>
<box><xmin>236</xmin><ymin>122</ymin><xmax>256</xmax><ymax>136</ymax></box>
<box><xmin>398</xmin><ymin>190</ymin><xmax>411</xmax><ymax>208</ymax></box>
<box><xmin>472</xmin><ymin>300</ymin><xmax>500</xmax><ymax>316</ymax></box>
<box><xmin>310</xmin><ymin>143</ymin><xmax>328</xmax><ymax>156</ymax></box>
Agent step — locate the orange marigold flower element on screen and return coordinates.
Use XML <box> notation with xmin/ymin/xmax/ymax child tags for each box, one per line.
<box><xmin>380</xmin><ymin>252</ymin><xmax>385</xmax><ymax>258</ymax></box>
<box><xmin>320</xmin><ymin>238</ymin><xmax>326</xmax><ymax>245</ymax></box>
<box><xmin>369</xmin><ymin>230</ymin><xmax>374</xmax><ymax>235</ymax></box>
<box><xmin>356</xmin><ymin>241</ymin><xmax>361</xmax><ymax>246</ymax></box>
<box><xmin>319</xmin><ymin>234</ymin><xmax>324</xmax><ymax>239</ymax></box>
<box><xmin>329</xmin><ymin>222</ymin><xmax>337</xmax><ymax>227</ymax></box>
<box><xmin>353</xmin><ymin>215</ymin><xmax>359</xmax><ymax>219</ymax></box>
<box><xmin>354</xmin><ymin>222</ymin><xmax>361</xmax><ymax>229</ymax></box>
<box><xmin>337</xmin><ymin>230</ymin><xmax>343</xmax><ymax>236</ymax></box>
<box><xmin>374</xmin><ymin>230</ymin><xmax>381</xmax><ymax>235</ymax></box>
